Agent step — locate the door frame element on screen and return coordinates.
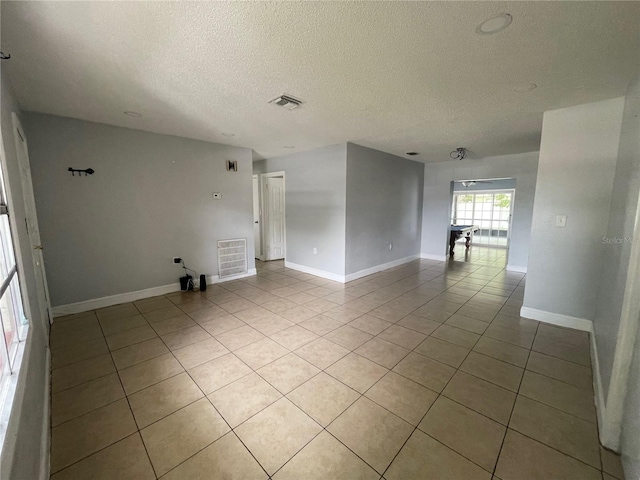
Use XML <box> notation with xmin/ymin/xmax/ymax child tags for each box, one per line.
<box><xmin>260</xmin><ymin>171</ymin><xmax>286</xmax><ymax>261</ymax></box>
<box><xmin>12</xmin><ymin>113</ymin><xmax>52</xmax><ymax>325</ymax></box>
<box><xmin>252</xmin><ymin>174</ymin><xmax>263</xmax><ymax>261</ymax></box>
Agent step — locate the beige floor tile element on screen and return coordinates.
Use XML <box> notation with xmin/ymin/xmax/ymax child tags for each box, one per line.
<box><xmin>327</xmin><ymin>396</ymin><xmax>413</xmax><ymax>474</ymax></box>
<box><xmin>251</xmin><ymin>316</ymin><xmax>296</xmax><ymax>336</ymax></box>
<box><xmin>52</xmin><ymin>373</ymin><xmax>125</xmax><ymax>426</ymax></box>
<box><xmin>128</xmin><ymin>372</ymin><xmax>203</xmax><ymax>428</ymax></box>
<box><xmin>96</xmin><ymin>304</ymin><xmax>139</xmax><ymax>321</ymax></box>
<box><xmin>347</xmin><ymin>315</ymin><xmax>393</xmax><ymax>335</ymax></box>
<box><xmin>509</xmin><ymin>395</ymin><xmax>600</xmax><ymax>468</ymax></box>
<box><xmin>51</xmin><ymin>399</ymin><xmax>138</xmax><ymax>473</ymax></box>
<box><xmin>355</xmin><ymin>337</ymin><xmax>410</xmax><ymax>369</ymax></box>
<box><xmin>257</xmin><ymin>353</ymin><xmax>320</xmax><ymax>393</ymax></box>
<box><xmin>446</xmin><ymin>314</ymin><xmax>490</xmax><ymax>334</ymax></box>
<box><xmin>601</xmin><ymin>446</ymin><xmax>625</xmax><ymax>479</ymax></box>
<box><xmin>171</xmin><ymin>337</ymin><xmax>229</xmax><ymax>369</ymax></box>
<box><xmin>99</xmin><ymin>314</ymin><xmax>148</xmax><ymax>336</ymax></box>
<box><xmin>161</xmin><ymin>325</ymin><xmax>212</xmax><ymax>350</ymax></box>
<box><xmin>411</xmin><ymin>306</ymin><xmax>452</xmax><ymax>323</ymax></box>
<box><xmin>135</xmin><ymin>296</ymin><xmax>174</xmax><ymax>313</ymax></box>
<box><xmin>396</xmin><ymin>314</ymin><xmax>440</xmax><ymax>335</ymax></box>
<box><xmin>150</xmin><ymin>315</ymin><xmax>197</xmax><ymax>335</ymax></box>
<box><xmin>323</xmin><ymin>306</ymin><xmax>365</xmax><ymax>324</ymax></box>
<box><xmin>215</xmin><ymin>325</ymin><xmax>265</xmax><ymax>351</ymax></box>
<box><xmin>526</xmin><ymin>351</ymin><xmax>593</xmax><ymax>391</ymax></box>
<box><xmin>377</xmin><ymin>325</ymin><xmax>427</xmax><ymax>349</ymax></box>
<box><xmin>274</xmin><ymin>431</ymin><xmax>378</xmax><ymax>480</ymax></box>
<box><xmin>419</xmin><ymin>396</ymin><xmax>506</xmax><ymax>472</ymax></box>
<box><xmin>279</xmin><ymin>305</ymin><xmax>321</xmax><ymax>323</ymax></box>
<box><xmin>473</xmin><ymin>336</ymin><xmax>529</xmax><ymax>368</ymax></box>
<box><xmin>219</xmin><ymin>298</ymin><xmax>255</xmax><ymax>314</ymax></box>
<box><xmin>111</xmin><ymin>337</ymin><xmax>169</xmax><ymax>370</ymax></box>
<box><xmin>106</xmin><ymin>324</ymin><xmax>158</xmax><ymax>351</ymax></box>
<box><xmin>177</xmin><ymin>296</ymin><xmax>217</xmax><ymax>314</ymax></box>
<box><xmin>235</xmin><ymin>337</ymin><xmax>290</xmax><ymax>369</ymax></box>
<box><xmin>519</xmin><ymin>371</ymin><xmax>597</xmax><ymax>422</ymax></box>
<box><xmin>442</xmin><ymin>371</ymin><xmax>516</xmax><ymax>425</ymax></box>
<box><xmin>142</xmin><ymin>305</ymin><xmax>184</xmax><ymax>323</ymax></box>
<box><xmin>298</xmin><ymin>315</ymin><xmax>344</xmax><ymax>335</ymax></box>
<box><xmin>118</xmin><ymin>352</ymin><xmax>184</xmax><ymax>395</ymax></box>
<box><xmin>188</xmin><ymin>352</ymin><xmax>252</xmax><ymax>394</ymax></box>
<box><xmin>460</xmin><ymin>351</ymin><xmax>524</xmax><ymax>392</ymax></box>
<box><xmin>51</xmin><ymin>337</ymin><xmax>110</xmax><ymax>370</ymax></box>
<box><xmin>188</xmin><ymin>305</ymin><xmax>230</xmax><ymax>323</ymax></box>
<box><xmin>365</xmin><ymin>371</ymin><xmax>438</xmax><ymax>425</ymax></box>
<box><xmin>304</xmin><ymin>298</ymin><xmax>337</xmax><ymax>314</ymax></box>
<box><xmin>235</xmin><ymin>398</ymin><xmax>322</xmax><ymax>475</ymax></box>
<box><xmin>270</xmin><ymin>325</ymin><xmax>319</xmax><ymax>350</ymax></box>
<box><xmin>484</xmin><ymin>324</ymin><xmax>534</xmax><ymax>349</ymax></box>
<box><xmin>326</xmin><ymin>353</ymin><xmax>388</xmax><ymax>393</ymax></box>
<box><xmin>52</xmin><ymin>353</ymin><xmax>116</xmax><ymax>393</ymax></box>
<box><xmin>414</xmin><ymin>336</ymin><xmax>470</xmax><ymax>368</ymax></box>
<box><xmin>162</xmin><ymin>432</ymin><xmax>267</xmax><ymax>480</ymax></box>
<box><xmin>294</xmin><ymin>337</ymin><xmax>350</xmax><ymax>369</ymax></box>
<box><xmin>50</xmin><ymin>318</ymin><xmax>104</xmax><ymax>351</ymax></box>
<box><xmin>262</xmin><ymin>298</ymin><xmax>299</xmax><ymax>314</ymax></box>
<box><xmin>141</xmin><ymin>398</ymin><xmax>230</xmax><ymax>476</ymax></box>
<box><xmin>324</xmin><ymin>325</ymin><xmax>374</xmax><ymax>350</ymax></box>
<box><xmin>392</xmin><ymin>352</ymin><xmax>455</xmax><ymax>393</ymax></box>
<box><xmin>532</xmin><ymin>335</ymin><xmax>591</xmax><ymax>366</ymax></box>
<box><xmin>51</xmin><ymin>433</ymin><xmax>155</xmax><ymax>480</ymax></box>
<box><xmin>537</xmin><ymin>324</ymin><xmax>590</xmax><ymax>347</ymax></box>
<box><xmin>495</xmin><ymin>430</ymin><xmax>601</xmax><ymax>480</ymax></box>
<box><xmin>491</xmin><ymin>314</ymin><xmax>538</xmax><ymax>333</ymax></box>
<box><xmin>287</xmin><ymin>372</ymin><xmax>360</xmax><ymax>427</ymax></box>
<box><xmin>199</xmin><ymin>314</ymin><xmax>246</xmax><ymax>336</ymax></box>
<box><xmin>431</xmin><ymin>324</ymin><xmax>480</xmax><ymax>349</ymax></box>
<box><xmin>208</xmin><ymin>372</ymin><xmax>282</xmax><ymax>427</ymax></box>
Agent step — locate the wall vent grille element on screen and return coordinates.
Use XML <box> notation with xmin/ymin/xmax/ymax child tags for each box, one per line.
<box><xmin>217</xmin><ymin>238</ymin><xmax>248</xmax><ymax>279</ymax></box>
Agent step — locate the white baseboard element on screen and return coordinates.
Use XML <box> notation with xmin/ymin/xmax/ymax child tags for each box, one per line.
<box><xmin>52</xmin><ymin>269</ymin><xmax>258</xmax><ymax>318</ymax></box>
<box><xmin>284</xmin><ymin>261</ymin><xmax>345</xmax><ymax>283</ymax></box>
<box><xmin>39</xmin><ymin>348</ymin><xmax>51</xmax><ymax>480</ymax></box>
<box><xmin>420</xmin><ymin>253</ymin><xmax>447</xmax><ymax>262</ymax></box>
<box><xmin>506</xmin><ymin>264</ymin><xmax>528</xmax><ymax>273</ymax></box>
<box><xmin>345</xmin><ymin>254</ymin><xmax>421</xmax><ymax>283</ymax></box>
<box><xmin>519</xmin><ymin>306</ymin><xmax>593</xmax><ymax>332</ymax></box>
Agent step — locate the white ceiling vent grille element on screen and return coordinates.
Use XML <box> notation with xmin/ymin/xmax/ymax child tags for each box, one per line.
<box><xmin>269</xmin><ymin>94</ymin><xmax>303</xmax><ymax>110</ymax></box>
<box><xmin>217</xmin><ymin>238</ymin><xmax>248</xmax><ymax>279</ymax></box>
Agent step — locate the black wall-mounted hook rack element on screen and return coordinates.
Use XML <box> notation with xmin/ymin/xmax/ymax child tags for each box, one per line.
<box><xmin>68</xmin><ymin>167</ymin><xmax>95</xmax><ymax>177</ymax></box>
<box><xmin>0</xmin><ymin>52</ymin><xmax>11</xmax><ymax>60</ymax></box>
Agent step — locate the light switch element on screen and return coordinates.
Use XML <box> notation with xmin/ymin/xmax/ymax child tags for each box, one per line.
<box><xmin>555</xmin><ymin>215</ymin><xmax>567</xmax><ymax>227</ymax></box>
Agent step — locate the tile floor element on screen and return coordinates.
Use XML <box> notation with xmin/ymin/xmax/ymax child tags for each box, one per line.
<box><xmin>49</xmin><ymin>248</ymin><xmax>625</xmax><ymax>479</ymax></box>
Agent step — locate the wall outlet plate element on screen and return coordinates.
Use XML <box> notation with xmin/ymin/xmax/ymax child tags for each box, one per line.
<box><xmin>173</xmin><ymin>257</ymin><xmax>182</xmax><ymax>264</ymax></box>
<box><xmin>555</xmin><ymin>215</ymin><xmax>567</xmax><ymax>227</ymax></box>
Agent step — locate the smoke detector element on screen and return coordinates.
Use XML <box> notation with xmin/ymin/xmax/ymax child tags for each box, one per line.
<box><xmin>269</xmin><ymin>94</ymin><xmax>303</xmax><ymax>110</ymax></box>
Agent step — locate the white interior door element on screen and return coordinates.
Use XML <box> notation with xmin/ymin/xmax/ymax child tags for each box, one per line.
<box><xmin>265</xmin><ymin>176</ymin><xmax>285</xmax><ymax>260</ymax></box>
<box><xmin>252</xmin><ymin>175</ymin><xmax>262</xmax><ymax>259</ymax></box>
<box><xmin>12</xmin><ymin>113</ymin><xmax>51</xmax><ymax>324</ymax></box>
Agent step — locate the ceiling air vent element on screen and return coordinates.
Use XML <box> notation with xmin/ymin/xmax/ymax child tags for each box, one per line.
<box><xmin>269</xmin><ymin>94</ymin><xmax>303</xmax><ymax>110</ymax></box>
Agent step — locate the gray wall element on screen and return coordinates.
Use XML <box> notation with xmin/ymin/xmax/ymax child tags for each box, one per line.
<box><xmin>0</xmin><ymin>69</ymin><xmax>49</xmax><ymax>480</ymax></box>
<box><xmin>345</xmin><ymin>143</ymin><xmax>424</xmax><ymax>275</ymax></box>
<box><xmin>421</xmin><ymin>152</ymin><xmax>539</xmax><ymax>269</ymax></box>
<box><xmin>23</xmin><ymin>113</ymin><xmax>254</xmax><ymax>306</ymax></box>
<box><xmin>453</xmin><ymin>178</ymin><xmax>516</xmax><ymax>192</ymax></box>
<box><xmin>523</xmin><ymin>98</ymin><xmax>624</xmax><ymax>320</ymax></box>
<box><xmin>254</xmin><ymin>144</ymin><xmax>347</xmax><ymax>276</ymax></box>
<box><xmin>595</xmin><ymin>72</ymin><xmax>640</xmax><ymax>399</ymax></box>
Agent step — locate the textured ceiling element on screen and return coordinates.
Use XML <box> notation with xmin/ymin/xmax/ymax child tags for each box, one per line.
<box><xmin>1</xmin><ymin>1</ymin><xmax>639</xmax><ymax>162</ymax></box>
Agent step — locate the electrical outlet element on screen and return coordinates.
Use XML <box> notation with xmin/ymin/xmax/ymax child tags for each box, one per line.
<box><xmin>313</xmin><ymin>247</ymin><xmax>317</xmax><ymax>254</ymax></box>
<box><xmin>173</xmin><ymin>257</ymin><xmax>182</xmax><ymax>264</ymax></box>
<box><xmin>555</xmin><ymin>215</ymin><xmax>567</xmax><ymax>227</ymax></box>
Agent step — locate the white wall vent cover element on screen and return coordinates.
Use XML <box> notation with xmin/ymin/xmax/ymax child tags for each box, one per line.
<box><xmin>217</xmin><ymin>238</ymin><xmax>248</xmax><ymax>279</ymax></box>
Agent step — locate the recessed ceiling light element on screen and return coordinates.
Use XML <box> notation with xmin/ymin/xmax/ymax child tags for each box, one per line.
<box><xmin>406</xmin><ymin>152</ymin><xmax>419</xmax><ymax>156</ymax></box>
<box><xmin>283</xmin><ymin>146</ymin><xmax>295</xmax><ymax>149</ymax></box>
<box><xmin>514</xmin><ymin>83</ymin><xmax>538</xmax><ymax>93</ymax></box>
<box><xmin>221</xmin><ymin>132</ymin><xmax>235</xmax><ymax>137</ymax></box>
<box><xmin>124</xmin><ymin>111</ymin><xmax>142</xmax><ymax>117</ymax></box>
<box><xmin>476</xmin><ymin>13</ymin><xmax>512</xmax><ymax>35</ymax></box>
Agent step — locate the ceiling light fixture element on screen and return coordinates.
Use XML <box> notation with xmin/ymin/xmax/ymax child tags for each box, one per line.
<box><xmin>476</xmin><ymin>13</ymin><xmax>512</xmax><ymax>35</ymax></box>
<box><xmin>514</xmin><ymin>83</ymin><xmax>538</xmax><ymax>93</ymax></box>
<box><xmin>450</xmin><ymin>147</ymin><xmax>468</xmax><ymax>161</ymax></box>
<box><xmin>124</xmin><ymin>111</ymin><xmax>142</xmax><ymax>117</ymax></box>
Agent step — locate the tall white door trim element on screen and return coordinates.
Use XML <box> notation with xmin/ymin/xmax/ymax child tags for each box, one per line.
<box><xmin>261</xmin><ymin>171</ymin><xmax>286</xmax><ymax>261</ymax></box>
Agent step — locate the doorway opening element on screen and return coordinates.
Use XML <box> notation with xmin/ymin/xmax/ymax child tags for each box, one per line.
<box><xmin>450</xmin><ymin>178</ymin><xmax>515</xmax><ymax>253</ymax></box>
<box><xmin>255</xmin><ymin>171</ymin><xmax>286</xmax><ymax>262</ymax></box>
